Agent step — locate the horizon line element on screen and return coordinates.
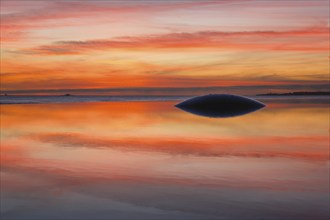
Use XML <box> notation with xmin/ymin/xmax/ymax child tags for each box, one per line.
<box><xmin>1</xmin><ymin>83</ymin><xmax>329</xmax><ymax>95</ymax></box>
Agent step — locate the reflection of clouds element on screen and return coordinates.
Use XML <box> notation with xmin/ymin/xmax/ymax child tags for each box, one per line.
<box><xmin>1</xmin><ymin>158</ymin><xmax>329</xmax><ymax>220</ymax></box>
<box><xmin>2</xmin><ymin>139</ymin><xmax>328</xmax><ymax>193</ymax></box>
<box><xmin>1</xmin><ymin>102</ymin><xmax>329</xmax><ymax>140</ymax></box>
<box><xmin>1</xmin><ymin>102</ymin><xmax>329</xmax><ymax>219</ymax></box>
<box><xmin>1</xmin><ymin>141</ymin><xmax>329</xmax><ymax>219</ymax></box>
<box><xmin>28</xmin><ymin>132</ymin><xmax>329</xmax><ymax>161</ymax></box>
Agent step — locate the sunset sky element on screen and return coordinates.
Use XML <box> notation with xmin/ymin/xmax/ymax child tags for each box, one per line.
<box><xmin>1</xmin><ymin>0</ymin><xmax>329</xmax><ymax>95</ymax></box>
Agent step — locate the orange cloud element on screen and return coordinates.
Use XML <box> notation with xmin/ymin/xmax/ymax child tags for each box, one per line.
<box><xmin>4</xmin><ymin>56</ymin><xmax>325</xmax><ymax>92</ymax></box>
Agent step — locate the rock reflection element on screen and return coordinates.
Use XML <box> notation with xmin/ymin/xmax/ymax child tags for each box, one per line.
<box><xmin>175</xmin><ymin>94</ymin><xmax>265</xmax><ymax>118</ymax></box>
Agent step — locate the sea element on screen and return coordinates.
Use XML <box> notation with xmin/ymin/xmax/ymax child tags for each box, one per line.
<box><xmin>0</xmin><ymin>95</ymin><xmax>329</xmax><ymax>220</ymax></box>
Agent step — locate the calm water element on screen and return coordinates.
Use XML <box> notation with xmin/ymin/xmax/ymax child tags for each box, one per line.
<box><xmin>0</xmin><ymin>98</ymin><xmax>329</xmax><ymax>220</ymax></box>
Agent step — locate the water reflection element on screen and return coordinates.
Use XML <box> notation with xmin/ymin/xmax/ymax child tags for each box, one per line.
<box><xmin>0</xmin><ymin>100</ymin><xmax>329</xmax><ymax>220</ymax></box>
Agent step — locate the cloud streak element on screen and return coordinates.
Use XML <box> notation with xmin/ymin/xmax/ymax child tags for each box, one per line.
<box><xmin>1</xmin><ymin>83</ymin><xmax>328</xmax><ymax>96</ymax></box>
<box><xmin>1</xmin><ymin>0</ymin><xmax>232</xmax><ymax>42</ymax></box>
<box><xmin>20</xmin><ymin>27</ymin><xmax>329</xmax><ymax>55</ymax></box>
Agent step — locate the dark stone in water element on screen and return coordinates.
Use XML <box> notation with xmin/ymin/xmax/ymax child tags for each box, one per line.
<box><xmin>175</xmin><ymin>94</ymin><xmax>266</xmax><ymax>118</ymax></box>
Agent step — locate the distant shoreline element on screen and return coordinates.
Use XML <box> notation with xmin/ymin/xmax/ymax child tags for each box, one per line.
<box><xmin>256</xmin><ymin>91</ymin><xmax>330</xmax><ymax>96</ymax></box>
<box><xmin>2</xmin><ymin>92</ymin><xmax>330</xmax><ymax>97</ymax></box>
<box><xmin>1</xmin><ymin>94</ymin><xmax>329</xmax><ymax>105</ymax></box>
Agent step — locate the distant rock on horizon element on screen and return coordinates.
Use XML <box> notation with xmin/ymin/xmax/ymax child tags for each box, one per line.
<box><xmin>257</xmin><ymin>91</ymin><xmax>330</xmax><ymax>96</ymax></box>
<box><xmin>175</xmin><ymin>94</ymin><xmax>265</xmax><ymax>118</ymax></box>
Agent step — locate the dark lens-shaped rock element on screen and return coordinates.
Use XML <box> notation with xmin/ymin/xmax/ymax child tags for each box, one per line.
<box><xmin>175</xmin><ymin>94</ymin><xmax>265</xmax><ymax>118</ymax></box>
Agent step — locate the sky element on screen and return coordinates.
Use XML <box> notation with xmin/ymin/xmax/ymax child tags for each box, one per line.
<box><xmin>0</xmin><ymin>0</ymin><xmax>329</xmax><ymax>95</ymax></box>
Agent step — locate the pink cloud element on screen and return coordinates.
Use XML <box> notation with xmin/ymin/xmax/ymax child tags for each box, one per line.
<box><xmin>19</xmin><ymin>26</ymin><xmax>329</xmax><ymax>55</ymax></box>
